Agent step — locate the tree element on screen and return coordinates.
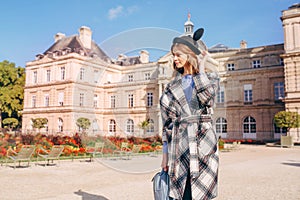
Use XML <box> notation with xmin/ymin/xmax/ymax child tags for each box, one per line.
<box><xmin>274</xmin><ymin>111</ymin><xmax>300</xmax><ymax>135</ymax></box>
<box><xmin>32</xmin><ymin>118</ymin><xmax>48</xmax><ymax>133</ymax></box>
<box><xmin>0</xmin><ymin>60</ymin><xmax>25</xmax><ymax>128</ymax></box>
<box><xmin>138</xmin><ymin>119</ymin><xmax>150</xmax><ymax>135</ymax></box>
<box><xmin>2</xmin><ymin>118</ymin><xmax>18</xmax><ymax>131</ymax></box>
<box><xmin>76</xmin><ymin>117</ymin><xmax>91</xmax><ymax>133</ymax></box>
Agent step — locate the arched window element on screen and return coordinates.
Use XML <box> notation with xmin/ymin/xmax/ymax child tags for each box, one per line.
<box><xmin>44</xmin><ymin>118</ymin><xmax>49</xmax><ymax>132</ymax></box>
<box><xmin>126</xmin><ymin>119</ymin><xmax>134</xmax><ymax>134</ymax></box>
<box><xmin>109</xmin><ymin>119</ymin><xmax>116</xmax><ymax>133</ymax></box>
<box><xmin>216</xmin><ymin>117</ymin><xmax>227</xmax><ymax>134</ymax></box>
<box><xmin>58</xmin><ymin>118</ymin><xmax>63</xmax><ymax>132</ymax></box>
<box><xmin>92</xmin><ymin>119</ymin><xmax>98</xmax><ymax>133</ymax></box>
<box><xmin>243</xmin><ymin>116</ymin><xmax>256</xmax><ymax>139</ymax></box>
<box><xmin>274</xmin><ymin>120</ymin><xmax>287</xmax><ymax>139</ymax></box>
<box><xmin>146</xmin><ymin>119</ymin><xmax>155</xmax><ymax>133</ymax></box>
<box><xmin>274</xmin><ymin>123</ymin><xmax>287</xmax><ymax>134</ymax></box>
<box><xmin>30</xmin><ymin>119</ymin><xmax>33</xmax><ymax>130</ymax></box>
<box><xmin>243</xmin><ymin>116</ymin><xmax>256</xmax><ymax>133</ymax></box>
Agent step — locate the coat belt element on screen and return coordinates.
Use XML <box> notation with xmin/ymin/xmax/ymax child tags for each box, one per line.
<box><xmin>174</xmin><ymin>114</ymin><xmax>212</xmax><ymax>125</ymax></box>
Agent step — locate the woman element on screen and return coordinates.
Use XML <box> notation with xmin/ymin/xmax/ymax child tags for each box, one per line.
<box><xmin>160</xmin><ymin>28</ymin><xmax>219</xmax><ymax>200</ymax></box>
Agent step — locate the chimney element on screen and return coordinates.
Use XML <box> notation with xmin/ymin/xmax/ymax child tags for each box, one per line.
<box><xmin>240</xmin><ymin>40</ymin><xmax>247</xmax><ymax>49</ymax></box>
<box><xmin>54</xmin><ymin>33</ymin><xmax>65</xmax><ymax>43</ymax></box>
<box><xmin>117</xmin><ymin>54</ymin><xmax>127</xmax><ymax>61</ymax></box>
<box><xmin>139</xmin><ymin>50</ymin><xmax>149</xmax><ymax>63</ymax></box>
<box><xmin>79</xmin><ymin>26</ymin><xmax>92</xmax><ymax>49</ymax></box>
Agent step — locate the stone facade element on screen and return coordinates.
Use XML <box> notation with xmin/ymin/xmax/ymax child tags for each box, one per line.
<box><xmin>281</xmin><ymin>3</ymin><xmax>300</xmax><ymax>142</ymax></box>
<box><xmin>22</xmin><ymin>4</ymin><xmax>300</xmax><ymax>142</ymax></box>
<box><xmin>22</xmin><ymin>28</ymin><xmax>161</xmax><ymax>137</ymax></box>
<box><xmin>211</xmin><ymin>44</ymin><xmax>285</xmax><ymax>141</ymax></box>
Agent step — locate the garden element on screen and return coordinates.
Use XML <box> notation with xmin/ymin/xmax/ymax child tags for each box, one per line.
<box><xmin>0</xmin><ymin>132</ymin><xmax>163</xmax><ymax>161</ymax></box>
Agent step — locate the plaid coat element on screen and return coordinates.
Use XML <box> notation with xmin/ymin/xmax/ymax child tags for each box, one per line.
<box><xmin>160</xmin><ymin>72</ymin><xmax>219</xmax><ymax>200</ymax></box>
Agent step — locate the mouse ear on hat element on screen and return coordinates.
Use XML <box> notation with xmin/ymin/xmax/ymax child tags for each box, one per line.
<box><xmin>193</xmin><ymin>28</ymin><xmax>204</xmax><ymax>41</ymax></box>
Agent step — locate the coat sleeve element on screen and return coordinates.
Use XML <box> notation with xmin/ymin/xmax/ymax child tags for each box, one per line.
<box><xmin>194</xmin><ymin>71</ymin><xmax>219</xmax><ymax>108</ymax></box>
<box><xmin>159</xmin><ymin>92</ymin><xmax>177</xmax><ymax>143</ymax></box>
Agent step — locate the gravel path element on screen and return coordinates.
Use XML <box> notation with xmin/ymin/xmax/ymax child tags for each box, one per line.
<box><xmin>0</xmin><ymin>145</ymin><xmax>299</xmax><ymax>200</ymax></box>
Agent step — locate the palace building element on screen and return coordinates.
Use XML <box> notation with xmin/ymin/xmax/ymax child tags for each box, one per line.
<box><xmin>22</xmin><ymin>4</ymin><xmax>300</xmax><ymax>142</ymax></box>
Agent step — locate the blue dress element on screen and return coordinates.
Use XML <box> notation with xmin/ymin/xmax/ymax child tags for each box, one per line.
<box><xmin>182</xmin><ymin>74</ymin><xmax>195</xmax><ymax>104</ymax></box>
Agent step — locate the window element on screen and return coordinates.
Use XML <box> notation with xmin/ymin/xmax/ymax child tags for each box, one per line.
<box><xmin>44</xmin><ymin>120</ymin><xmax>48</xmax><ymax>132</ymax></box>
<box><xmin>94</xmin><ymin>70</ymin><xmax>98</xmax><ymax>83</ymax></box>
<box><xmin>128</xmin><ymin>74</ymin><xmax>133</xmax><ymax>82</ymax></box>
<box><xmin>243</xmin><ymin>116</ymin><xmax>256</xmax><ymax>134</ymax></box>
<box><xmin>93</xmin><ymin>94</ymin><xmax>98</xmax><ymax>108</ymax></box>
<box><xmin>32</xmin><ymin>95</ymin><xmax>36</xmax><ymax>108</ymax></box>
<box><xmin>274</xmin><ymin>123</ymin><xmax>287</xmax><ymax>135</ymax></box>
<box><xmin>80</xmin><ymin>68</ymin><xmax>85</xmax><ymax>80</ymax></box>
<box><xmin>33</xmin><ymin>71</ymin><xmax>37</xmax><ymax>83</ymax></box>
<box><xmin>110</xmin><ymin>95</ymin><xmax>116</xmax><ymax>108</ymax></box>
<box><xmin>126</xmin><ymin>119</ymin><xmax>134</xmax><ymax>133</ymax></box>
<box><xmin>185</xmin><ymin>26</ymin><xmax>191</xmax><ymax>33</ymax></box>
<box><xmin>44</xmin><ymin>94</ymin><xmax>49</xmax><ymax>107</ymax></box>
<box><xmin>30</xmin><ymin>119</ymin><xmax>33</xmax><ymax>130</ymax></box>
<box><xmin>147</xmin><ymin>92</ymin><xmax>153</xmax><ymax>107</ymax></box>
<box><xmin>280</xmin><ymin>58</ymin><xmax>284</xmax><ymax>66</ymax></box>
<box><xmin>274</xmin><ymin>82</ymin><xmax>284</xmax><ymax>100</ymax></box>
<box><xmin>79</xmin><ymin>93</ymin><xmax>84</xmax><ymax>106</ymax></box>
<box><xmin>216</xmin><ymin>117</ymin><xmax>227</xmax><ymax>134</ymax></box>
<box><xmin>109</xmin><ymin>119</ymin><xmax>116</xmax><ymax>133</ymax></box>
<box><xmin>92</xmin><ymin>119</ymin><xmax>98</xmax><ymax>133</ymax></box>
<box><xmin>61</xmin><ymin>67</ymin><xmax>65</xmax><ymax>80</ymax></box>
<box><xmin>46</xmin><ymin>70</ymin><xmax>51</xmax><ymax>82</ymax></box>
<box><xmin>227</xmin><ymin>63</ymin><xmax>235</xmax><ymax>71</ymax></box>
<box><xmin>58</xmin><ymin>118</ymin><xmax>63</xmax><ymax>132</ymax></box>
<box><xmin>252</xmin><ymin>60</ymin><xmax>261</xmax><ymax>68</ymax></box>
<box><xmin>244</xmin><ymin>84</ymin><xmax>253</xmax><ymax>103</ymax></box>
<box><xmin>145</xmin><ymin>72</ymin><xmax>151</xmax><ymax>80</ymax></box>
<box><xmin>128</xmin><ymin>94</ymin><xmax>134</xmax><ymax>108</ymax></box>
<box><xmin>58</xmin><ymin>92</ymin><xmax>64</xmax><ymax>106</ymax></box>
<box><xmin>217</xmin><ymin>86</ymin><xmax>225</xmax><ymax>103</ymax></box>
<box><xmin>146</xmin><ymin>119</ymin><xmax>154</xmax><ymax>133</ymax></box>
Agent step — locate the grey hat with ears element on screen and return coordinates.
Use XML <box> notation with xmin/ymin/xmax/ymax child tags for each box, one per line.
<box><xmin>172</xmin><ymin>28</ymin><xmax>204</xmax><ymax>55</ymax></box>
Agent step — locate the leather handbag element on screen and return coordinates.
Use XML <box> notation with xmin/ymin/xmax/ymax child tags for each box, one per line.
<box><xmin>152</xmin><ymin>170</ymin><xmax>173</xmax><ymax>200</ymax></box>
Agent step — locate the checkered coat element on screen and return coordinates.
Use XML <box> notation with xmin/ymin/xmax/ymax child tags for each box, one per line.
<box><xmin>160</xmin><ymin>72</ymin><xmax>219</xmax><ymax>200</ymax></box>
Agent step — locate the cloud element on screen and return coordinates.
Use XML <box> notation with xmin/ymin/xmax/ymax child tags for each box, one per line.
<box><xmin>108</xmin><ymin>5</ymin><xmax>123</xmax><ymax>20</ymax></box>
<box><xmin>108</xmin><ymin>5</ymin><xmax>138</xmax><ymax>20</ymax></box>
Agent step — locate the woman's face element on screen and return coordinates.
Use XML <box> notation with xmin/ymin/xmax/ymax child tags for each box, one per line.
<box><xmin>172</xmin><ymin>50</ymin><xmax>188</xmax><ymax>69</ymax></box>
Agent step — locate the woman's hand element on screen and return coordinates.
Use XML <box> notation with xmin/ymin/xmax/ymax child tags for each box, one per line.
<box><xmin>163</xmin><ymin>166</ymin><xmax>169</xmax><ymax>172</ymax></box>
<box><xmin>198</xmin><ymin>50</ymin><xmax>208</xmax><ymax>73</ymax></box>
<box><xmin>161</xmin><ymin>152</ymin><xmax>168</xmax><ymax>171</ymax></box>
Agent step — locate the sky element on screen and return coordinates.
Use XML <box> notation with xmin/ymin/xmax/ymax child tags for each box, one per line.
<box><xmin>0</xmin><ymin>0</ymin><xmax>297</xmax><ymax>68</ymax></box>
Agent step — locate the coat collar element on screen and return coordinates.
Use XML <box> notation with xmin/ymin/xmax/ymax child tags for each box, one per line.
<box><xmin>168</xmin><ymin>73</ymin><xmax>193</xmax><ymax>116</ymax></box>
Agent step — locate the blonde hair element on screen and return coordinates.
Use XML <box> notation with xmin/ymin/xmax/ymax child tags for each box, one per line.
<box><xmin>171</xmin><ymin>43</ymin><xmax>199</xmax><ymax>74</ymax></box>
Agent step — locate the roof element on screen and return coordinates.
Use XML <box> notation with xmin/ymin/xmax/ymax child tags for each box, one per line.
<box><xmin>289</xmin><ymin>3</ymin><xmax>300</xmax><ymax>9</ymax></box>
<box><xmin>184</xmin><ymin>20</ymin><xmax>194</xmax><ymax>26</ymax></box>
<box><xmin>43</xmin><ymin>35</ymin><xmax>110</xmax><ymax>61</ymax></box>
<box><xmin>208</xmin><ymin>43</ymin><xmax>230</xmax><ymax>53</ymax></box>
<box><xmin>113</xmin><ymin>56</ymin><xmax>141</xmax><ymax>66</ymax></box>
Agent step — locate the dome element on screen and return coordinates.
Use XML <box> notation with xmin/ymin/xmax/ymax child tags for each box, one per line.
<box><xmin>184</xmin><ymin>12</ymin><xmax>194</xmax><ymax>26</ymax></box>
<box><xmin>184</xmin><ymin>20</ymin><xmax>194</xmax><ymax>26</ymax></box>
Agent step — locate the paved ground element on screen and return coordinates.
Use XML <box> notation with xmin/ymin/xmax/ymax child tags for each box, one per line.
<box><xmin>1</xmin><ymin>145</ymin><xmax>299</xmax><ymax>200</ymax></box>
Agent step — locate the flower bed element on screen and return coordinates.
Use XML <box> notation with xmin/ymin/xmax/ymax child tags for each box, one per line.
<box><xmin>0</xmin><ymin>133</ymin><xmax>162</xmax><ymax>159</ymax></box>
